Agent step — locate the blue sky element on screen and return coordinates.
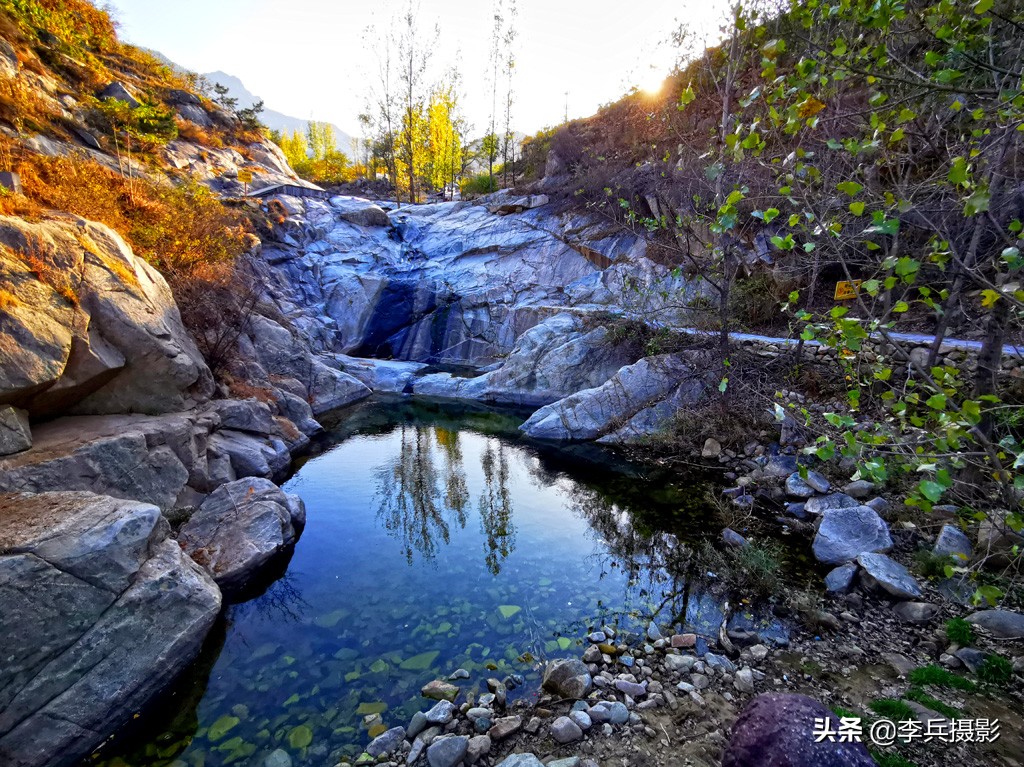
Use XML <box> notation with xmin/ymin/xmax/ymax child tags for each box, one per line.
<box><xmin>106</xmin><ymin>0</ymin><xmax>729</xmax><ymax>137</ymax></box>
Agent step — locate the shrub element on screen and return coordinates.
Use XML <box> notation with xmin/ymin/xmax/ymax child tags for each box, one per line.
<box><xmin>696</xmin><ymin>539</ymin><xmax>784</xmax><ymax>599</ymax></box>
<box><xmin>728</xmin><ymin>272</ymin><xmax>796</xmax><ymax>328</ymax></box>
<box><xmin>908</xmin><ymin>664</ymin><xmax>976</xmax><ymax>692</ymax></box>
<box><xmin>868</xmin><ymin>698</ymin><xmax>914</xmax><ymax>721</ymax></box>
<box><xmin>904</xmin><ymin>687</ymin><xmax>962</xmax><ymax>719</ymax></box>
<box><xmin>945</xmin><ymin>617</ymin><xmax>976</xmax><ymax>647</ymax></box>
<box><xmin>460</xmin><ymin>173</ymin><xmax>498</xmax><ymax>198</ymax></box>
<box><xmin>977</xmin><ymin>654</ymin><xmax>1013</xmax><ymax>687</ymax></box>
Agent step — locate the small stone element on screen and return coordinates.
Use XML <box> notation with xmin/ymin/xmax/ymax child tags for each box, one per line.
<box><xmin>955</xmin><ymin>647</ymin><xmax>987</xmax><ymax>674</ymax></box>
<box><xmin>722</xmin><ymin>528</ymin><xmax>749</xmax><ymax>548</ymax></box>
<box><xmin>570</xmin><ymin>710</ymin><xmax>592</xmax><ymax>730</ymax></box>
<box><xmin>408</xmin><ymin>710</ymin><xmax>427</xmax><ymax>739</ymax></box>
<box><xmin>705</xmin><ymin>653</ymin><xmax>736</xmax><ymax>673</ymax></box>
<box><xmin>734</xmin><ymin>668</ymin><xmax>755</xmax><ymax>693</ymax></box>
<box><xmin>264</xmin><ymin>749</ymin><xmax>292</xmax><ymax>767</ymax></box>
<box><xmin>614</xmin><ymin>679</ymin><xmax>646</xmax><ymax>697</ymax></box>
<box><xmin>805</xmin><ymin>493</ymin><xmax>860</xmax><ymax>514</ymax></box>
<box><xmin>883</xmin><ymin>653</ymin><xmax>916</xmax><ymax>677</ymax></box>
<box><xmin>488</xmin><ymin>716</ymin><xmax>522</xmax><ymax>740</ymax></box>
<box><xmin>893</xmin><ymin>601</ymin><xmax>939</xmax><ymax>624</ymax></box>
<box><xmin>425</xmin><ymin>700</ymin><xmax>457</xmax><ymax>725</ymax></box>
<box><xmin>466</xmin><ymin>735</ymin><xmax>491</xmax><ymax>764</ymax></box>
<box><xmin>495</xmin><ymin>756</ymin><xmax>545</xmax><ymax>767</ymax></box>
<box><xmin>824</xmin><ymin>563</ymin><xmax>858</xmax><ymax>593</ymax></box>
<box><xmin>690</xmin><ymin>673</ymin><xmax>710</xmax><ymax>690</ymax></box>
<box><xmin>785</xmin><ymin>473</ymin><xmax>816</xmax><ymax>499</ymax></box>
<box><xmin>448</xmin><ymin>668</ymin><xmax>470</xmax><ymax>680</ymax></box>
<box><xmin>583</xmin><ymin>644</ymin><xmax>602</xmax><ymax>663</ymax></box>
<box><xmin>702</xmin><ymin>438</ymin><xmax>722</xmax><ymax>458</ymax></box>
<box><xmin>550</xmin><ymin>716</ymin><xmax>584</xmax><ymax>744</ymax></box>
<box><xmin>865</xmin><ymin>496</ymin><xmax>890</xmax><ymax>514</ymax></box>
<box><xmin>542</xmin><ymin>658</ymin><xmax>592</xmax><ymax>699</ymax></box>
<box><xmin>646</xmin><ymin>623</ymin><xmax>663</xmax><ymax>641</ymax></box>
<box><xmin>747</xmin><ymin>645</ymin><xmax>769</xmax><ymax>662</ymax></box>
<box><xmin>933</xmin><ymin>525</ymin><xmax>972</xmax><ymax>562</ymax></box>
<box><xmin>367</xmin><ymin>726</ymin><xmax>405</xmax><ymax>757</ymax></box>
<box><xmin>843</xmin><ymin>480</ymin><xmax>875</xmax><ymax>498</ymax></box>
<box><xmin>664</xmin><ymin>654</ymin><xmax>695</xmax><ymax>673</ymax></box>
<box><xmin>671</xmin><ymin>633</ymin><xmax>696</xmax><ymax>648</ymax></box>
<box><xmin>421</xmin><ymin>680</ymin><xmax>460</xmax><ymax>702</ymax></box>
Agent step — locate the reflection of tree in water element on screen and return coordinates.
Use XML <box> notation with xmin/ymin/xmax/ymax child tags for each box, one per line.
<box><xmin>374</xmin><ymin>426</ymin><xmax>517</xmax><ymax>572</ymax></box>
<box><xmin>436</xmin><ymin>427</ymin><xmax>469</xmax><ymax>526</ymax></box>
<box><xmin>555</xmin><ymin>475</ymin><xmax>689</xmax><ymax>625</ymax></box>
<box><xmin>229</xmin><ymin>570</ymin><xmax>310</xmax><ymax>624</ymax></box>
<box><xmin>376</xmin><ymin>425</ymin><xmax>451</xmax><ymax>564</ymax></box>
<box><xmin>478</xmin><ymin>440</ymin><xmax>516</xmax><ymax>575</ymax></box>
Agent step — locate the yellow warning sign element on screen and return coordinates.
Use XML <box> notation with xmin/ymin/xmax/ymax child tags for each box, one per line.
<box><xmin>834</xmin><ymin>280</ymin><xmax>862</xmax><ymax>300</ymax></box>
<box><xmin>237</xmin><ymin>169</ymin><xmax>254</xmax><ymax>184</ymax></box>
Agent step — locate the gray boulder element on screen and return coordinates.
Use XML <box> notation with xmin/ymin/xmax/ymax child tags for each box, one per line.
<box><xmin>542</xmin><ymin>658</ymin><xmax>592</xmax><ymax>699</ymax></box>
<box><xmin>812</xmin><ymin>506</ymin><xmax>893</xmax><ymax>565</ymax></box>
<box><xmin>427</xmin><ymin>735</ymin><xmax>469</xmax><ymax>767</ymax></box>
<box><xmin>857</xmin><ymin>553</ymin><xmax>922</xmax><ymax>599</ymax></box>
<box><xmin>178</xmin><ymin>477</ymin><xmax>305</xmax><ymax>591</ymax></box>
<box><xmin>550</xmin><ymin>716</ymin><xmax>584</xmax><ymax>743</ymax></box>
<box><xmin>785</xmin><ymin>473</ymin><xmax>816</xmax><ymax>499</ymax></box>
<box><xmin>100</xmin><ymin>81</ymin><xmax>141</xmax><ymax>108</ymax></box>
<box><xmin>933</xmin><ymin>524</ymin><xmax>972</xmax><ymax>562</ymax></box>
<box><xmin>208</xmin><ymin>430</ymin><xmax>289</xmax><ymax>479</ymax></box>
<box><xmin>0</xmin><ymin>491</ymin><xmax>220</xmax><ymax>767</ymax></box>
<box><xmin>0</xmin><ymin>406</ymin><xmax>30</xmax><ymax>455</ymax></box>
<box><xmin>805</xmin><ymin>493</ymin><xmax>860</xmax><ymax>515</ymax></box>
<box><xmin>723</xmin><ymin>693</ymin><xmax>875</xmax><ymax>767</ymax></box>
<box><xmin>338</xmin><ymin>203</ymin><xmax>391</xmax><ymax>228</ymax></box>
<box><xmin>0</xmin><ymin>217</ymin><xmax>213</xmax><ymax>418</ymax></box>
<box><xmin>366</xmin><ymin>726</ymin><xmax>405</xmax><ymax>757</ymax></box>
<box><xmin>520</xmin><ymin>353</ymin><xmax>705</xmax><ymax>442</ymax></box>
<box><xmin>210</xmin><ymin>399</ymin><xmax>275</xmax><ymax>435</ymax></box>
<box><xmin>824</xmin><ymin>563</ymin><xmax>857</xmax><ymax>593</ymax></box>
<box><xmin>966</xmin><ymin>609</ymin><xmax>1024</xmax><ymax>639</ymax></box>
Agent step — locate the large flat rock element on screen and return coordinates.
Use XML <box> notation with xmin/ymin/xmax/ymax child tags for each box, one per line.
<box><xmin>0</xmin><ymin>491</ymin><xmax>221</xmax><ymax>767</ymax></box>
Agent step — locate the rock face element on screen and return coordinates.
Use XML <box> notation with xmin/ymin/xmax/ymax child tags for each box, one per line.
<box><xmin>0</xmin><ymin>491</ymin><xmax>221</xmax><ymax>767</ymax></box>
<box><xmin>178</xmin><ymin>477</ymin><xmax>305</xmax><ymax>592</ymax></box>
<box><xmin>812</xmin><ymin>506</ymin><xmax>893</xmax><ymax>565</ymax></box>
<box><xmin>0</xmin><ymin>216</ymin><xmax>214</xmax><ymax>418</ymax></box>
<box><xmin>413</xmin><ymin>314</ymin><xmax>635</xmax><ymax>406</ymax></box>
<box><xmin>520</xmin><ymin>353</ymin><xmax>708</xmax><ymax>442</ymax></box>
<box><xmin>723</xmin><ymin>693</ymin><xmax>876</xmax><ymax>767</ymax></box>
<box><xmin>0</xmin><ymin>406</ymin><xmax>31</xmax><ymax>455</ymax></box>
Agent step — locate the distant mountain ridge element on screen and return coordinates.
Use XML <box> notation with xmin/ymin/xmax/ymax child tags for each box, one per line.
<box><xmin>202</xmin><ymin>70</ymin><xmax>357</xmax><ymax>155</ymax></box>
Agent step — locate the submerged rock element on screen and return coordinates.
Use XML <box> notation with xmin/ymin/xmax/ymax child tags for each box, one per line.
<box><xmin>178</xmin><ymin>477</ymin><xmax>305</xmax><ymax>591</ymax></box>
<box><xmin>0</xmin><ymin>491</ymin><xmax>220</xmax><ymax>767</ymax></box>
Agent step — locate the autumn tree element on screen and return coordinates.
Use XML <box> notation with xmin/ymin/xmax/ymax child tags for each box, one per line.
<box><xmin>426</xmin><ymin>75</ymin><xmax>465</xmax><ymax>200</ymax></box>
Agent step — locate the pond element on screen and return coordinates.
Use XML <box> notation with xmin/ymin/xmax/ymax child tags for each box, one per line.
<box><xmin>91</xmin><ymin>396</ymin><xmax>736</xmax><ymax>767</ymax></box>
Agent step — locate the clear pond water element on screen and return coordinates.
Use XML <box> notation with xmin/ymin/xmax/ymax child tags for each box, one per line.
<box><xmin>92</xmin><ymin>396</ymin><xmax>732</xmax><ymax>767</ymax></box>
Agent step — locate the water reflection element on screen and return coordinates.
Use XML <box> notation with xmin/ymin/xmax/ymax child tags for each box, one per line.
<box><xmin>88</xmin><ymin>397</ymin><xmax>748</xmax><ymax>767</ymax></box>
<box><xmin>375</xmin><ymin>423</ymin><xmax>518</xmax><ymax>574</ymax></box>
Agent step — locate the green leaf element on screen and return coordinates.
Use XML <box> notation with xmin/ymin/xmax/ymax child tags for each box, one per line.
<box><xmin>850</xmin><ymin>201</ymin><xmax>865</xmax><ymax>216</ymax></box>
<box><xmin>679</xmin><ymin>86</ymin><xmax>696</xmax><ymax>108</ymax></box>
<box><xmin>926</xmin><ymin>393</ymin><xmax>947</xmax><ymax>410</ymax></box>
<box><xmin>893</xmin><ymin>300</ymin><xmax>910</xmax><ymax>312</ymax></box>
<box><xmin>972</xmin><ymin>585</ymin><xmax>1003</xmax><ymax>607</ymax></box>
<box><xmin>718</xmin><ymin>377</ymin><xmax>729</xmax><ymax>393</ymax></box>
<box><xmin>965</xmin><ymin>187</ymin><xmax>991</xmax><ymax>216</ymax></box>
<box><xmin>974</xmin><ymin>0</ymin><xmax>993</xmax><ymax>13</ymax></box>
<box><xmin>837</xmin><ymin>181</ymin><xmax>863</xmax><ymax>197</ymax></box>
<box><xmin>947</xmin><ymin>157</ymin><xmax>969</xmax><ymax>185</ymax></box>
<box><xmin>763</xmin><ymin>207</ymin><xmax>779</xmax><ymax>223</ymax></box>
<box><xmin>981</xmin><ymin>289</ymin><xmax>1001</xmax><ymax>307</ymax></box>
<box><xmin>919</xmin><ymin>480</ymin><xmax>945</xmax><ymax>502</ymax></box>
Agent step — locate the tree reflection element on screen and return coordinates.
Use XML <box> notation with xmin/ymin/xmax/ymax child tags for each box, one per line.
<box><xmin>376</xmin><ymin>425</ymin><xmax>451</xmax><ymax>564</ymax></box>
<box><xmin>479</xmin><ymin>441</ymin><xmax>516</xmax><ymax>575</ymax></box>
<box><xmin>374</xmin><ymin>427</ymin><xmax>516</xmax><ymax>573</ymax></box>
